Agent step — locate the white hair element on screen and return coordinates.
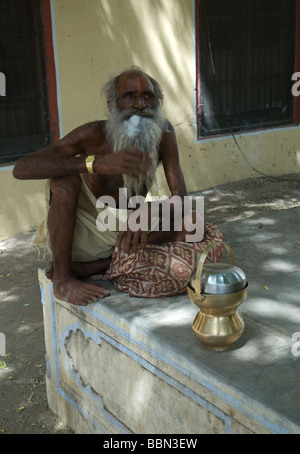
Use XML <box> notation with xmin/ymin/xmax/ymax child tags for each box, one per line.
<box><xmin>102</xmin><ymin>66</ymin><xmax>167</xmax><ymax>198</ymax></box>
<box><xmin>105</xmin><ymin>104</ymin><xmax>167</xmax><ymax>198</ymax></box>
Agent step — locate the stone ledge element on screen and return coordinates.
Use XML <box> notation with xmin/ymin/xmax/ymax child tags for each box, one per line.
<box><xmin>38</xmin><ymin>266</ymin><xmax>300</xmax><ymax>434</ymax></box>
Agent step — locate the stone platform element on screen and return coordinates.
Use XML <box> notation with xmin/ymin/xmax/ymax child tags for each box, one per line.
<box><xmin>38</xmin><ymin>209</ymin><xmax>300</xmax><ymax>434</ymax></box>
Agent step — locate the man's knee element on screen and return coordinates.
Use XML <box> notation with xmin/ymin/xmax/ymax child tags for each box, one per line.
<box><xmin>49</xmin><ymin>175</ymin><xmax>82</xmax><ymax>203</ymax></box>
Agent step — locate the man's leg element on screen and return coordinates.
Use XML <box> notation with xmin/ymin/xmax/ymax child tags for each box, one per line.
<box><xmin>47</xmin><ymin>175</ymin><xmax>110</xmax><ymax>306</ymax></box>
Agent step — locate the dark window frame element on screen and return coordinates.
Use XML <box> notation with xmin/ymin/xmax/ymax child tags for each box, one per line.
<box><xmin>195</xmin><ymin>0</ymin><xmax>300</xmax><ymax>139</ymax></box>
<box><xmin>40</xmin><ymin>0</ymin><xmax>60</xmax><ymax>145</ymax></box>
<box><xmin>0</xmin><ymin>0</ymin><xmax>59</xmax><ymax>164</ymax></box>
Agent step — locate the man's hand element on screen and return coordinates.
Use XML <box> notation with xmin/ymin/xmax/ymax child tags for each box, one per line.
<box><xmin>94</xmin><ymin>146</ymin><xmax>153</xmax><ymax>178</ymax></box>
<box><xmin>115</xmin><ymin>202</ymin><xmax>152</xmax><ymax>254</ymax></box>
<box><xmin>115</xmin><ymin>226</ymin><xmax>148</xmax><ymax>255</ymax></box>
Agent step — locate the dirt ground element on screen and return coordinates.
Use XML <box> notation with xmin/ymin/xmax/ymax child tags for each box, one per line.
<box><xmin>0</xmin><ymin>173</ymin><xmax>299</xmax><ymax>434</ymax></box>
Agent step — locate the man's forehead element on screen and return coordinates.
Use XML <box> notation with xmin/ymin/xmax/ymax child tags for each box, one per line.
<box><xmin>117</xmin><ymin>72</ymin><xmax>154</xmax><ymax>94</ymax></box>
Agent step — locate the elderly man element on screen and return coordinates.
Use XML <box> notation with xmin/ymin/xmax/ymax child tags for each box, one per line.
<box><xmin>13</xmin><ymin>67</ymin><xmax>223</xmax><ymax>306</ymax></box>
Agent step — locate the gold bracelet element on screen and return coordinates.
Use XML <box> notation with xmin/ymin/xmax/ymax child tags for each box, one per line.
<box><xmin>85</xmin><ymin>155</ymin><xmax>95</xmax><ymax>174</ymax></box>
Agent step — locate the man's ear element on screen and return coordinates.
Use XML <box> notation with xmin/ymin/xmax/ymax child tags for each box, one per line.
<box><xmin>107</xmin><ymin>96</ymin><xmax>113</xmax><ymax>112</ymax></box>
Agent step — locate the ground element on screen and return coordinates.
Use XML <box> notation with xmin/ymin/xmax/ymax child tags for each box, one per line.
<box><xmin>0</xmin><ymin>173</ymin><xmax>299</xmax><ymax>434</ymax></box>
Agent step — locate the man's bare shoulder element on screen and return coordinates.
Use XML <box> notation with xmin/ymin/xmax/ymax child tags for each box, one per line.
<box><xmin>68</xmin><ymin>120</ymin><xmax>106</xmax><ymax>140</ymax></box>
<box><xmin>83</xmin><ymin>120</ymin><xmax>106</xmax><ymax>132</ymax></box>
<box><xmin>164</xmin><ymin>120</ymin><xmax>175</xmax><ymax>133</ymax></box>
<box><xmin>159</xmin><ymin>120</ymin><xmax>177</xmax><ymax>144</ymax></box>
<box><xmin>60</xmin><ymin>120</ymin><xmax>107</xmax><ymax>152</ymax></box>
<box><xmin>157</xmin><ymin>119</ymin><xmax>180</xmax><ymax>162</ymax></box>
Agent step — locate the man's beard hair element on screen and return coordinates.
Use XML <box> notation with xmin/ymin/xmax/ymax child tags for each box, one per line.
<box><xmin>105</xmin><ymin>104</ymin><xmax>167</xmax><ymax>199</ymax></box>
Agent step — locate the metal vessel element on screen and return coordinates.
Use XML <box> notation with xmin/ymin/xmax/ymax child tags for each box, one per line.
<box><xmin>187</xmin><ymin>242</ymin><xmax>248</xmax><ymax>351</ymax></box>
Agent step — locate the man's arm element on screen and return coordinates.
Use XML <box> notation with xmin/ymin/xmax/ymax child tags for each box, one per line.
<box><xmin>12</xmin><ymin>124</ymin><xmax>90</xmax><ymax>180</ymax></box>
<box><xmin>13</xmin><ymin>122</ymin><xmax>153</xmax><ymax>181</ymax></box>
<box><xmin>161</xmin><ymin>122</ymin><xmax>205</xmax><ymax>242</ymax></box>
<box><xmin>160</xmin><ymin>121</ymin><xmax>188</xmax><ymax>198</ymax></box>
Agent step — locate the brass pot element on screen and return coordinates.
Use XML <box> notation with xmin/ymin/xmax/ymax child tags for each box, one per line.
<box><xmin>187</xmin><ymin>242</ymin><xmax>248</xmax><ymax>351</ymax></box>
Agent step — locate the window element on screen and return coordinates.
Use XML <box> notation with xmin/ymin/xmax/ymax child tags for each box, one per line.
<box><xmin>195</xmin><ymin>0</ymin><xmax>299</xmax><ymax>138</ymax></box>
<box><xmin>0</xmin><ymin>0</ymin><xmax>57</xmax><ymax>164</ymax></box>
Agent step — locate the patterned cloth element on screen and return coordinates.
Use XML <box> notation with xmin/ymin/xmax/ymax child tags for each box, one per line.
<box><xmin>101</xmin><ymin>223</ymin><xmax>224</xmax><ymax>297</ymax></box>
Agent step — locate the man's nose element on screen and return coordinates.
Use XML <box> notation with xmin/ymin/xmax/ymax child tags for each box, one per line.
<box><xmin>134</xmin><ymin>95</ymin><xmax>146</xmax><ymax>109</ymax></box>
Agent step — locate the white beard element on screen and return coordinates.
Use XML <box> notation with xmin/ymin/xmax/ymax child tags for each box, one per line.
<box><xmin>105</xmin><ymin>106</ymin><xmax>167</xmax><ymax>199</ymax></box>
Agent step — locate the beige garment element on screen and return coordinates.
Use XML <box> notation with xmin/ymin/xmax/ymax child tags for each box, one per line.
<box><xmin>34</xmin><ymin>178</ymin><xmax>133</xmax><ymax>262</ymax></box>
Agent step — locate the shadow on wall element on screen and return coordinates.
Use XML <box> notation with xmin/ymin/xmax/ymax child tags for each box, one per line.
<box><xmin>95</xmin><ymin>0</ymin><xmax>197</xmax><ymax>193</ymax></box>
<box><xmin>56</xmin><ymin>0</ymin><xmax>199</xmax><ymax>193</ymax></box>
<box><xmin>95</xmin><ymin>0</ymin><xmax>193</xmax><ymax>99</ymax></box>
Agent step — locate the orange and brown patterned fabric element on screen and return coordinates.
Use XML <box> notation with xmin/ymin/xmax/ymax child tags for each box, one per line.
<box><xmin>103</xmin><ymin>223</ymin><xmax>224</xmax><ymax>297</ymax></box>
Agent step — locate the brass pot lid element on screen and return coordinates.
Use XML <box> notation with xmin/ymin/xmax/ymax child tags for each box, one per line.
<box><xmin>190</xmin><ymin>262</ymin><xmax>247</xmax><ymax>295</ymax></box>
<box><xmin>189</xmin><ymin>242</ymin><xmax>247</xmax><ymax>295</ymax></box>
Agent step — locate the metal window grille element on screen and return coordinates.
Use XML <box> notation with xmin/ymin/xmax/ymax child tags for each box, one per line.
<box><xmin>197</xmin><ymin>0</ymin><xmax>296</xmax><ymax>137</ymax></box>
<box><xmin>0</xmin><ymin>0</ymin><xmax>49</xmax><ymax>163</ymax></box>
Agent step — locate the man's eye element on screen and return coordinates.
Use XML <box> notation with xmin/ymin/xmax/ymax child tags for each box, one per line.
<box><xmin>143</xmin><ymin>93</ymin><xmax>155</xmax><ymax>99</ymax></box>
<box><xmin>124</xmin><ymin>93</ymin><xmax>134</xmax><ymax>99</ymax></box>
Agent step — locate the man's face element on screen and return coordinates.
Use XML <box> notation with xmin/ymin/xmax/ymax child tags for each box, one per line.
<box><xmin>116</xmin><ymin>73</ymin><xmax>157</xmax><ymax>113</ymax></box>
<box><xmin>105</xmin><ymin>72</ymin><xmax>166</xmax><ymax>198</ymax></box>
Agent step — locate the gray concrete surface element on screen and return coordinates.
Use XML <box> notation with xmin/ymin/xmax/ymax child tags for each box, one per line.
<box><xmin>195</xmin><ymin>205</ymin><xmax>300</xmax><ymax>430</ymax></box>
<box><xmin>99</xmin><ymin>207</ymin><xmax>300</xmax><ymax>432</ymax></box>
<box><xmin>40</xmin><ymin>205</ymin><xmax>300</xmax><ymax>433</ymax></box>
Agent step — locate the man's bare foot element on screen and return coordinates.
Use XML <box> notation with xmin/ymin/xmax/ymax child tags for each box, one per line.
<box><xmin>53</xmin><ymin>276</ymin><xmax>110</xmax><ymax>306</ymax></box>
<box><xmin>45</xmin><ymin>262</ymin><xmax>54</xmax><ymax>280</ymax></box>
<box><xmin>45</xmin><ymin>258</ymin><xmax>112</xmax><ymax>281</ymax></box>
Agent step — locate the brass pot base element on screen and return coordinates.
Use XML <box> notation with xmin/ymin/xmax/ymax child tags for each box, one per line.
<box><xmin>188</xmin><ymin>283</ymin><xmax>248</xmax><ymax>351</ymax></box>
<box><xmin>203</xmin><ymin>344</ymin><xmax>233</xmax><ymax>352</ymax></box>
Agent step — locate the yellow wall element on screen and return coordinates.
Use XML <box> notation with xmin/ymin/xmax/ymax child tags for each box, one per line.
<box><xmin>0</xmin><ymin>168</ymin><xmax>46</xmax><ymax>242</ymax></box>
<box><xmin>52</xmin><ymin>0</ymin><xmax>300</xmax><ymax>192</ymax></box>
<box><xmin>1</xmin><ymin>0</ymin><xmax>300</xmax><ymax>240</ymax></box>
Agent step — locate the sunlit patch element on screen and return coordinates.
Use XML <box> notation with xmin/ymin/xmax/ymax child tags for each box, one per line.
<box><xmin>16</xmin><ymin>324</ymin><xmax>32</xmax><ymax>334</ymax></box>
<box><xmin>0</xmin><ymin>363</ymin><xmax>14</xmax><ymax>378</ymax></box>
<box><xmin>0</xmin><ymin>291</ymin><xmax>19</xmax><ymax>303</ymax></box>
<box><xmin>262</xmin><ymin>259</ymin><xmax>300</xmax><ymax>273</ymax></box>
<box><xmin>246</xmin><ymin>217</ymin><xmax>276</xmax><ymax>226</ymax></box>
